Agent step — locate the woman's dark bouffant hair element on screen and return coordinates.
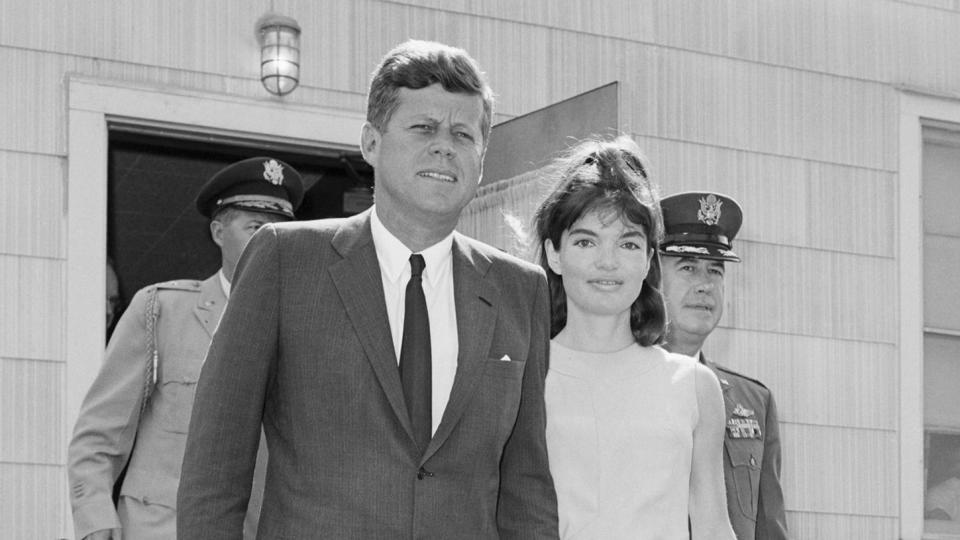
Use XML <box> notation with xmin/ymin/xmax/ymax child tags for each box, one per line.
<box><xmin>533</xmin><ymin>135</ymin><xmax>667</xmax><ymax>346</ymax></box>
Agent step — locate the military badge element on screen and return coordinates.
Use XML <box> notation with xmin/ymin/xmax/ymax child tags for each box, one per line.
<box><xmin>262</xmin><ymin>159</ymin><xmax>285</xmax><ymax>185</ymax></box>
<box><xmin>733</xmin><ymin>403</ymin><xmax>755</xmax><ymax>417</ymax></box>
<box><xmin>697</xmin><ymin>194</ymin><xmax>723</xmax><ymax>226</ymax></box>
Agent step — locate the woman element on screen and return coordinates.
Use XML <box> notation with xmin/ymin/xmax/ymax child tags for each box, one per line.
<box><xmin>533</xmin><ymin>136</ymin><xmax>735</xmax><ymax>539</ymax></box>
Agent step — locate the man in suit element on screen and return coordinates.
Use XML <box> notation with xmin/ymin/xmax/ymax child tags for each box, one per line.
<box><xmin>177</xmin><ymin>40</ymin><xmax>559</xmax><ymax>539</ymax></box>
<box><xmin>659</xmin><ymin>192</ymin><xmax>789</xmax><ymax>540</ymax></box>
<box><xmin>68</xmin><ymin>157</ymin><xmax>303</xmax><ymax>540</ymax></box>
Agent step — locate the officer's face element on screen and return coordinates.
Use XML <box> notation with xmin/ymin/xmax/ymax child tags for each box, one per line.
<box><xmin>105</xmin><ymin>263</ymin><xmax>120</xmax><ymax>328</ymax></box>
<box><xmin>545</xmin><ymin>210</ymin><xmax>652</xmax><ymax>324</ymax></box>
<box><xmin>661</xmin><ymin>255</ymin><xmax>726</xmax><ymax>344</ymax></box>
<box><xmin>360</xmin><ymin>83</ymin><xmax>485</xmax><ymax>237</ymax></box>
<box><xmin>212</xmin><ymin>209</ymin><xmax>286</xmax><ymax>281</ymax></box>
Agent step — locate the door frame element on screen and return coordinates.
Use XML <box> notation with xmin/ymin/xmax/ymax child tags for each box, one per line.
<box><xmin>65</xmin><ymin>75</ymin><xmax>365</xmax><ymax>456</ymax></box>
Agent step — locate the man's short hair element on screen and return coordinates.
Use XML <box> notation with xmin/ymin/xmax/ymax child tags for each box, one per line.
<box><xmin>366</xmin><ymin>40</ymin><xmax>495</xmax><ymax>144</ymax></box>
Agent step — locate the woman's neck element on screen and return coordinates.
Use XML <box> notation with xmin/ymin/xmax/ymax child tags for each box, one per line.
<box><xmin>554</xmin><ymin>310</ymin><xmax>636</xmax><ymax>353</ymax></box>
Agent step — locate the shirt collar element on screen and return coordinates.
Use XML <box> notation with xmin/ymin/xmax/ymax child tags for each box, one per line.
<box><xmin>218</xmin><ymin>268</ymin><xmax>231</xmax><ymax>298</ymax></box>
<box><xmin>370</xmin><ymin>206</ymin><xmax>454</xmax><ymax>287</ymax></box>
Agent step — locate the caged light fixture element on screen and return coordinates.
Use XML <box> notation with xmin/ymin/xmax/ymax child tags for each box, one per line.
<box><xmin>256</xmin><ymin>13</ymin><xmax>301</xmax><ymax>96</ymax></box>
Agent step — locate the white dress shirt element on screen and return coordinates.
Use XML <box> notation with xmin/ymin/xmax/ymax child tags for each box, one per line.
<box><xmin>218</xmin><ymin>268</ymin><xmax>231</xmax><ymax>298</ymax></box>
<box><xmin>370</xmin><ymin>207</ymin><xmax>459</xmax><ymax>436</ymax></box>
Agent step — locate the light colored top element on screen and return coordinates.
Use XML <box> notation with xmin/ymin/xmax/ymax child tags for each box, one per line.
<box><xmin>371</xmin><ymin>206</ymin><xmax>458</xmax><ymax>435</ymax></box>
<box><xmin>546</xmin><ymin>341</ymin><xmax>734</xmax><ymax>540</ymax></box>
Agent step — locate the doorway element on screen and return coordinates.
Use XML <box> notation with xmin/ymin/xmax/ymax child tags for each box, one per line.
<box><xmin>106</xmin><ymin>129</ymin><xmax>372</xmax><ymax>322</ymax></box>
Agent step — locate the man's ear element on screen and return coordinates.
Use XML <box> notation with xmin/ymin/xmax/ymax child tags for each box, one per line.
<box><xmin>210</xmin><ymin>219</ymin><xmax>225</xmax><ymax>248</ymax></box>
<box><xmin>360</xmin><ymin>122</ymin><xmax>380</xmax><ymax>167</ymax></box>
<box><xmin>544</xmin><ymin>238</ymin><xmax>562</xmax><ymax>275</ymax></box>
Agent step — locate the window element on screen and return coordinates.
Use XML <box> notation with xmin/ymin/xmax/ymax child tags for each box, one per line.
<box><xmin>923</xmin><ymin>127</ymin><xmax>960</xmax><ymax>537</ymax></box>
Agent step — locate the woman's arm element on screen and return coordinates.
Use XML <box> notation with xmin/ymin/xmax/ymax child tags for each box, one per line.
<box><xmin>688</xmin><ymin>363</ymin><xmax>737</xmax><ymax>539</ymax></box>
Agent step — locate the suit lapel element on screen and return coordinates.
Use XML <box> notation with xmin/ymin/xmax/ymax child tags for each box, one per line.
<box><xmin>422</xmin><ymin>235</ymin><xmax>498</xmax><ymax>463</ymax></box>
<box><xmin>194</xmin><ymin>274</ymin><xmax>227</xmax><ymax>338</ymax></box>
<box><xmin>328</xmin><ymin>211</ymin><xmax>416</xmax><ymax>444</ymax></box>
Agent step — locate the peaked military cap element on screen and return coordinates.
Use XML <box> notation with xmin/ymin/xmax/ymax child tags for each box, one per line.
<box><xmin>195</xmin><ymin>157</ymin><xmax>304</xmax><ymax>219</ymax></box>
<box><xmin>659</xmin><ymin>191</ymin><xmax>742</xmax><ymax>262</ymax></box>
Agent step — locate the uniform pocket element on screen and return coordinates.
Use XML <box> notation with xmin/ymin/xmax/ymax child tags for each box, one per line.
<box><xmin>725</xmin><ymin>439</ymin><xmax>762</xmax><ymax>520</ymax></box>
<box><xmin>155</xmin><ymin>359</ymin><xmax>201</xmax><ymax>434</ymax></box>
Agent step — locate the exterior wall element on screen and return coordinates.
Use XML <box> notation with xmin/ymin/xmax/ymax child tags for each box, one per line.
<box><xmin>1</xmin><ymin>1</ymin><xmax>959</xmax><ymax>538</ymax></box>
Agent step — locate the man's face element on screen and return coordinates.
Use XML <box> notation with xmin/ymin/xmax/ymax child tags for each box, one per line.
<box><xmin>360</xmin><ymin>83</ymin><xmax>486</xmax><ymax>230</ymax></box>
<box><xmin>106</xmin><ymin>263</ymin><xmax>120</xmax><ymax>328</ymax></box>
<box><xmin>661</xmin><ymin>255</ymin><xmax>726</xmax><ymax>345</ymax></box>
<box><xmin>212</xmin><ymin>209</ymin><xmax>286</xmax><ymax>280</ymax></box>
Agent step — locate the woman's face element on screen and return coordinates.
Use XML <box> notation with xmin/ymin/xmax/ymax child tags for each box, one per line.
<box><xmin>545</xmin><ymin>209</ymin><xmax>652</xmax><ymax>322</ymax></box>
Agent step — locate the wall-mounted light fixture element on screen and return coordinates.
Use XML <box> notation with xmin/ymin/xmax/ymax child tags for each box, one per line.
<box><xmin>256</xmin><ymin>13</ymin><xmax>301</xmax><ymax>96</ymax></box>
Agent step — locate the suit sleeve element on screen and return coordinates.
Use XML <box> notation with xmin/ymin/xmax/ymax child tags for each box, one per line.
<box><xmin>68</xmin><ymin>288</ymin><xmax>152</xmax><ymax>539</ymax></box>
<box><xmin>177</xmin><ymin>226</ymin><xmax>281</xmax><ymax>540</ymax></box>
<box><xmin>756</xmin><ymin>392</ymin><xmax>789</xmax><ymax>540</ymax></box>
<box><xmin>496</xmin><ymin>271</ymin><xmax>559</xmax><ymax>539</ymax></box>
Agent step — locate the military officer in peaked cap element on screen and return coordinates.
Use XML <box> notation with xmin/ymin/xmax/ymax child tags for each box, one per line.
<box><xmin>659</xmin><ymin>192</ymin><xmax>789</xmax><ymax>540</ymax></box>
<box><xmin>68</xmin><ymin>157</ymin><xmax>303</xmax><ymax>540</ymax></box>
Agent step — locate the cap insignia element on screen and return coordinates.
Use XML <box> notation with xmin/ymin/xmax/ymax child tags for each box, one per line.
<box><xmin>697</xmin><ymin>194</ymin><xmax>723</xmax><ymax>226</ymax></box>
<box><xmin>262</xmin><ymin>159</ymin><xmax>285</xmax><ymax>185</ymax></box>
<box><xmin>664</xmin><ymin>245</ymin><xmax>709</xmax><ymax>255</ymax></box>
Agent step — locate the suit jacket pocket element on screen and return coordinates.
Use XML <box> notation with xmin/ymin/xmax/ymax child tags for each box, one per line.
<box><xmin>480</xmin><ymin>356</ymin><xmax>525</xmax><ymax>379</ymax></box>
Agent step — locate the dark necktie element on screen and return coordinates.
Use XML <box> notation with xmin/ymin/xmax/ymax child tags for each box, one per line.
<box><xmin>400</xmin><ymin>254</ymin><xmax>431</xmax><ymax>451</ymax></box>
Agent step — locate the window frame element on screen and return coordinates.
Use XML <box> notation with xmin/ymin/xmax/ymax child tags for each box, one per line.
<box><xmin>900</xmin><ymin>91</ymin><xmax>960</xmax><ymax>540</ymax></box>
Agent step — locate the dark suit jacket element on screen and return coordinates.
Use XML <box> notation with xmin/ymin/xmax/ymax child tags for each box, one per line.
<box><xmin>702</xmin><ymin>356</ymin><xmax>789</xmax><ymax>540</ymax></box>
<box><xmin>178</xmin><ymin>210</ymin><xmax>558</xmax><ymax>539</ymax></box>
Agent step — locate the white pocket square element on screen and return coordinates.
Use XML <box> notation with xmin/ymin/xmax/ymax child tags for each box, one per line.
<box><xmin>499</xmin><ymin>354</ymin><xmax>512</xmax><ymax>362</ymax></box>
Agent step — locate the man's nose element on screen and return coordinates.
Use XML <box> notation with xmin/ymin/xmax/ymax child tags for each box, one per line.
<box><xmin>430</xmin><ymin>132</ymin><xmax>455</xmax><ymax>158</ymax></box>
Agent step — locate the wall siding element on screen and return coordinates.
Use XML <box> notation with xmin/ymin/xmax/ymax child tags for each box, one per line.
<box><xmin>0</xmin><ymin>0</ymin><xmax>955</xmax><ymax>537</ymax></box>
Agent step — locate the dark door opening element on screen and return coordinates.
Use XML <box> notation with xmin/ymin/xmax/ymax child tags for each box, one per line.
<box><xmin>106</xmin><ymin>129</ymin><xmax>373</xmax><ymax>331</ymax></box>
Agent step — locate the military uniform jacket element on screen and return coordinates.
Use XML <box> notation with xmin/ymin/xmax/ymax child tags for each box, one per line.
<box><xmin>68</xmin><ymin>274</ymin><xmax>263</xmax><ymax>539</ymax></box>
<box><xmin>702</xmin><ymin>355</ymin><xmax>789</xmax><ymax>540</ymax></box>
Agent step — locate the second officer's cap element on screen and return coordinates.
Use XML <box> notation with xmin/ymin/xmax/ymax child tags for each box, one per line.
<box><xmin>659</xmin><ymin>191</ymin><xmax>743</xmax><ymax>262</ymax></box>
<box><xmin>195</xmin><ymin>157</ymin><xmax>304</xmax><ymax>219</ymax></box>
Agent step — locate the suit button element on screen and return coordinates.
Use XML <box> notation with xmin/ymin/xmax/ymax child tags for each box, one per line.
<box><xmin>417</xmin><ymin>467</ymin><xmax>434</xmax><ymax>480</ymax></box>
